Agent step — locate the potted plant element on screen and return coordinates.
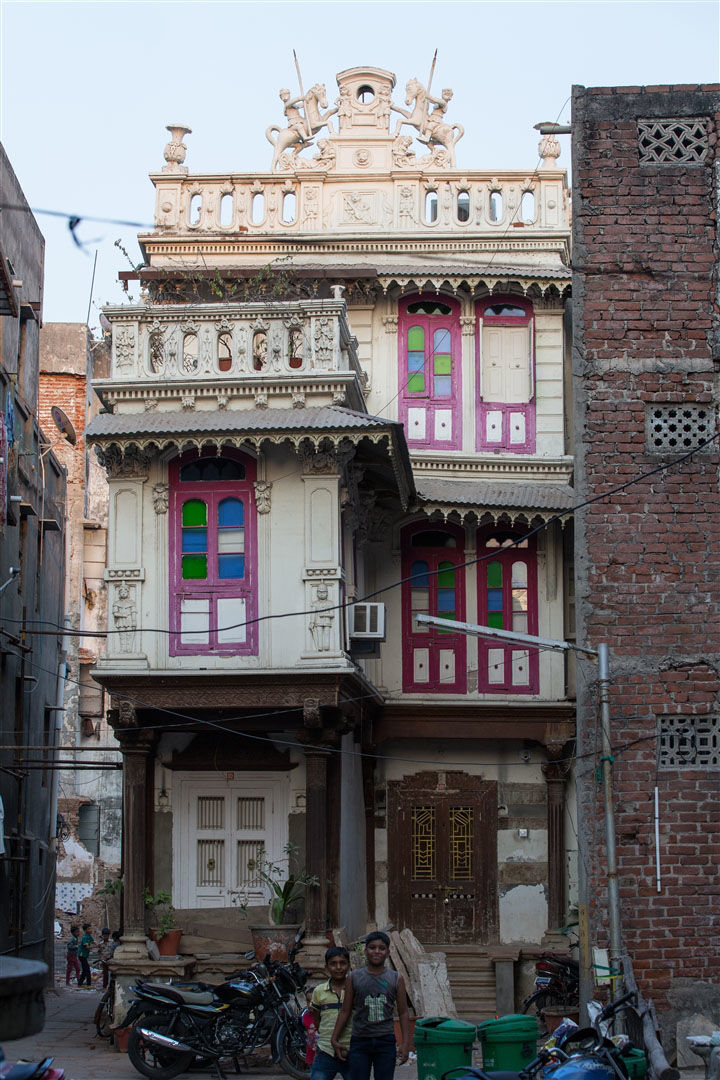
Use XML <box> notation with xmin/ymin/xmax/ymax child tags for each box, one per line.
<box><xmin>143</xmin><ymin>889</ymin><xmax>182</xmax><ymax>957</ymax></box>
<box><xmin>235</xmin><ymin>844</ymin><xmax>318</xmax><ymax>961</ymax></box>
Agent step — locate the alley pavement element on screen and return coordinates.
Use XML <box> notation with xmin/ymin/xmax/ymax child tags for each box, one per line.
<box><xmin>2</xmin><ymin>984</ymin><xmax>422</xmax><ymax>1080</ymax></box>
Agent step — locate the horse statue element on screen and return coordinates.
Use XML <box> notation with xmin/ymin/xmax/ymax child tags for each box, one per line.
<box><xmin>391</xmin><ymin>78</ymin><xmax>464</xmax><ymax>168</ymax></box>
<box><xmin>266</xmin><ymin>84</ymin><xmax>338</xmax><ymax>172</ymax></box>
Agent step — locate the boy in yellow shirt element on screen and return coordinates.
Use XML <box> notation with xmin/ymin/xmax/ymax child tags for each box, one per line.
<box><xmin>310</xmin><ymin>947</ymin><xmax>352</xmax><ymax>1080</ymax></box>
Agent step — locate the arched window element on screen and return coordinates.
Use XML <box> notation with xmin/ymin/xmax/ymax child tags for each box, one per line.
<box><xmin>477</xmin><ymin>295</ymin><xmax>536</xmax><ymax>453</ymax></box>
<box><xmin>399</xmin><ymin>294</ymin><xmax>462</xmax><ymax>451</ymax></box>
<box><xmin>477</xmin><ymin>528</ymin><xmax>538</xmax><ymax>693</ymax></box>
<box><xmin>170</xmin><ymin>451</ymin><xmax>257</xmax><ymax>656</ymax></box>
<box><xmin>401</xmin><ymin>524</ymin><xmax>466</xmax><ymax>693</ymax></box>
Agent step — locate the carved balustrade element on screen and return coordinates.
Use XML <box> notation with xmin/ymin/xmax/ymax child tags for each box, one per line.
<box><xmin>148</xmin><ymin>170</ymin><xmax>570</xmax><ymax>237</ymax></box>
<box><xmin>104</xmin><ymin>300</ymin><xmax>361</xmax><ymax>383</ymax></box>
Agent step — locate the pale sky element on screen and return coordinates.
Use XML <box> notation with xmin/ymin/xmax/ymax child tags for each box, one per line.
<box><xmin>1</xmin><ymin>0</ymin><xmax>718</xmax><ymax>327</ymax></box>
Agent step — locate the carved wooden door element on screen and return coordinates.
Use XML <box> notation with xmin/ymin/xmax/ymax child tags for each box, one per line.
<box><xmin>388</xmin><ymin>773</ymin><xmax>498</xmax><ymax>944</ymax></box>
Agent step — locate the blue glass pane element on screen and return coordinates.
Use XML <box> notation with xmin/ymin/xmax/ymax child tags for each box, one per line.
<box><xmin>411</xmin><ymin>560</ymin><xmax>430</xmax><ymax>587</ymax></box>
<box><xmin>408</xmin><ymin>352</ymin><xmax>425</xmax><ymax>372</ymax></box>
<box><xmin>218</xmin><ymin>553</ymin><xmax>245</xmax><ymax>579</ymax></box>
<box><xmin>488</xmin><ymin>589</ymin><xmax>503</xmax><ymax>612</ymax></box>
<box><xmin>182</xmin><ymin>528</ymin><xmax>207</xmax><ymax>553</ymax></box>
<box><xmin>437</xmin><ymin>589</ymin><xmax>455</xmax><ymax>612</ymax></box>
<box><xmin>434</xmin><ymin>328</ymin><xmax>451</xmax><ymax>352</ymax></box>
<box><xmin>434</xmin><ymin>375</ymin><xmax>452</xmax><ymax>396</ymax></box>
<box><xmin>218</xmin><ymin>498</ymin><xmax>244</xmax><ymax>527</ymax></box>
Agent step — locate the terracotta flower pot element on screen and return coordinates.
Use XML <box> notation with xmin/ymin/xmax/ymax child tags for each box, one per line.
<box><xmin>113</xmin><ymin>1026</ymin><xmax>131</xmax><ymax>1052</ymax></box>
<box><xmin>249</xmin><ymin>923</ymin><xmax>301</xmax><ymax>962</ymax></box>
<box><xmin>150</xmin><ymin>927</ymin><xmax>183</xmax><ymax>956</ymax></box>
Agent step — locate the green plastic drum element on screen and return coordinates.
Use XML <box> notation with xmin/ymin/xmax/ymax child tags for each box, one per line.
<box><xmin>477</xmin><ymin>1015</ymin><xmax>539</xmax><ymax>1072</ymax></box>
<box><xmin>414</xmin><ymin>1017</ymin><xmax>476</xmax><ymax>1080</ymax></box>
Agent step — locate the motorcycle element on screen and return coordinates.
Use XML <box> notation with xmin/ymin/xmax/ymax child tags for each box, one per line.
<box><xmin>522</xmin><ymin>949</ymin><xmax>579</xmax><ymax>1029</ymax></box>
<box><xmin>124</xmin><ymin>945</ymin><xmax>310</xmax><ymax>1080</ymax></box>
<box><xmin>0</xmin><ymin>1052</ymin><xmax>64</xmax><ymax>1080</ymax></box>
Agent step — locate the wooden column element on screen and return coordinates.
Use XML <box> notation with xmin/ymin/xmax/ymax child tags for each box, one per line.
<box><xmin>542</xmin><ymin>751</ymin><xmax>571</xmax><ymax>931</ymax></box>
<box><xmin>116</xmin><ymin>725</ymin><xmax>154</xmax><ymax>957</ymax></box>
<box><xmin>304</xmin><ymin>748</ymin><xmax>329</xmax><ymax>935</ymax></box>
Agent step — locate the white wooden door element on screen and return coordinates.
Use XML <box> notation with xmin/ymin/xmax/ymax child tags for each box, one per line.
<box><xmin>173</xmin><ymin>773</ymin><xmax>289</xmax><ymax>909</ymax></box>
<box><xmin>481</xmin><ymin>326</ymin><xmax>531</xmax><ymax>403</ymax></box>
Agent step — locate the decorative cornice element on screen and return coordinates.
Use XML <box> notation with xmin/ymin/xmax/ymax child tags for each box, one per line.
<box><xmin>410</xmin><ymin>455</ymin><xmax>574</xmax><ymax>482</ymax></box>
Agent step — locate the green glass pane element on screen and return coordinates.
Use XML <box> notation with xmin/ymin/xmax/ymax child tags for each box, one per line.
<box><xmin>437</xmin><ymin>610</ymin><xmax>456</xmax><ymax>634</ymax></box>
<box><xmin>182</xmin><ymin>554</ymin><xmax>207</xmax><ymax>580</ymax></box>
<box><xmin>487</xmin><ymin>561</ymin><xmax>502</xmax><ymax>588</ymax></box>
<box><xmin>433</xmin><ymin>354</ymin><xmax>452</xmax><ymax>375</ymax></box>
<box><xmin>182</xmin><ymin>499</ymin><xmax>207</xmax><ymax>527</ymax></box>
<box><xmin>437</xmin><ymin>562</ymin><xmax>456</xmax><ymax>588</ymax></box>
<box><xmin>408</xmin><ymin>325</ymin><xmax>425</xmax><ymax>351</ymax></box>
<box><xmin>408</xmin><ymin>373</ymin><xmax>426</xmax><ymax>394</ymax></box>
<box><xmin>488</xmin><ymin>612</ymin><xmax>504</xmax><ymax>629</ymax></box>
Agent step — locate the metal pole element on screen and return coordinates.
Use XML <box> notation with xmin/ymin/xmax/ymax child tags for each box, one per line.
<box><xmin>598</xmin><ymin>642</ymin><xmax>622</xmax><ymax>995</ymax></box>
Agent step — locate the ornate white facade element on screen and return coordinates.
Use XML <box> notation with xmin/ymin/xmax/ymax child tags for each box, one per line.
<box><xmin>91</xmin><ymin>66</ymin><xmax>576</xmax><ymax>1007</ymax></box>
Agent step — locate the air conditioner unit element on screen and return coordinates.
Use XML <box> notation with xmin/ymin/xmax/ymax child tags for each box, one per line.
<box><xmin>348</xmin><ymin>602</ymin><xmax>386</xmax><ymax>641</ymax></box>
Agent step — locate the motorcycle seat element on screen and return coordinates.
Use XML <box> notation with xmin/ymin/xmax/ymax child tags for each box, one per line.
<box><xmin>143</xmin><ymin>982</ymin><xmax>214</xmax><ymax>1005</ymax></box>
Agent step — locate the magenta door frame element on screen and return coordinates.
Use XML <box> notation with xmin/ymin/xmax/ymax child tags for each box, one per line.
<box><xmin>399</xmin><ymin>293</ymin><xmax>463</xmax><ymax>451</ymax></box>
<box><xmin>168</xmin><ymin>448</ymin><xmax>258</xmax><ymax>657</ymax></box>
<box><xmin>401</xmin><ymin>521</ymin><xmax>467</xmax><ymax>693</ymax></box>
<box><xmin>476</xmin><ymin>295</ymin><xmax>536</xmax><ymax>453</ymax></box>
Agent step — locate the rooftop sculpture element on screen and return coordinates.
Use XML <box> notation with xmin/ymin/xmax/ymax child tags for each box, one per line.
<box><xmin>265</xmin><ymin>62</ymin><xmax>464</xmax><ymax>172</ymax></box>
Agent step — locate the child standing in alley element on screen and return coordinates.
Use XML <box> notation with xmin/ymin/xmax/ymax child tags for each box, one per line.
<box><xmin>65</xmin><ymin>924</ymin><xmax>81</xmax><ymax>986</ymax></box>
<box><xmin>77</xmin><ymin>922</ymin><xmax>94</xmax><ymax>987</ymax></box>
<box><xmin>331</xmin><ymin>932</ymin><xmax>410</xmax><ymax>1080</ymax></box>
<box><xmin>311</xmin><ymin>947</ymin><xmax>352</xmax><ymax>1080</ymax></box>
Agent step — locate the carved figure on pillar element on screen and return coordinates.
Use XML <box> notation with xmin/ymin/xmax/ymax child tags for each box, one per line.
<box><xmin>309</xmin><ymin>581</ymin><xmax>335</xmax><ymax>652</ymax></box>
<box><xmin>113</xmin><ymin>582</ymin><xmax>137</xmax><ymax>653</ymax></box>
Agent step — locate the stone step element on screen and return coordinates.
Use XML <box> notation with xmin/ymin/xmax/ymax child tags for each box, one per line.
<box><xmin>425</xmin><ymin>944</ymin><xmax>497</xmax><ymax>1023</ymax></box>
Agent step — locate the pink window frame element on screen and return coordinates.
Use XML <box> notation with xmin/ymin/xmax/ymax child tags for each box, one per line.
<box><xmin>169</xmin><ymin>449</ymin><xmax>258</xmax><ymax>656</ymax></box>
<box><xmin>476</xmin><ymin>295</ymin><xmax>536</xmax><ymax>453</ymax></box>
<box><xmin>401</xmin><ymin>521</ymin><xmax>467</xmax><ymax>694</ymax></box>
<box><xmin>477</xmin><ymin>527</ymin><xmax>539</xmax><ymax>693</ymax></box>
<box><xmin>398</xmin><ymin>293</ymin><xmax>462</xmax><ymax>451</ymax></box>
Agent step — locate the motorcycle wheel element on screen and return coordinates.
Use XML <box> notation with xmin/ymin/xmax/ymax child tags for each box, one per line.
<box><xmin>127</xmin><ymin>1012</ymin><xmax>196</xmax><ymax>1080</ymax></box>
<box><xmin>275</xmin><ymin>1022</ymin><xmax>311</xmax><ymax>1080</ymax></box>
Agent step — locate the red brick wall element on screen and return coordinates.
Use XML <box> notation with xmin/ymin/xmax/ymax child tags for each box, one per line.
<box><xmin>37</xmin><ymin>372</ymin><xmax>86</xmax><ymax>485</ymax></box>
<box><xmin>572</xmin><ymin>84</ymin><xmax>720</xmax><ymax>1032</ymax></box>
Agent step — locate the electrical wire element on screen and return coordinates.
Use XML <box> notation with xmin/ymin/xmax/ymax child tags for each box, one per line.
<box><xmin>17</xmin><ymin>648</ymin><xmax>661</xmax><ymax>773</ymax></box>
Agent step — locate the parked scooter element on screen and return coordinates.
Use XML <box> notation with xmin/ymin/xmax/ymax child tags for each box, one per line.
<box><xmin>0</xmin><ymin>1051</ymin><xmax>64</xmax><ymax>1080</ymax></box>
<box><xmin>124</xmin><ymin>939</ymin><xmax>310</xmax><ymax>1080</ymax></box>
<box><xmin>444</xmin><ymin>991</ymin><xmax>642</xmax><ymax>1080</ymax></box>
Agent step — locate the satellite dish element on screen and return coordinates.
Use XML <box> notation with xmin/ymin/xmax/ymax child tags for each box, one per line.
<box><xmin>99</xmin><ymin>313</ymin><xmax>111</xmax><ymax>333</ymax></box>
<box><xmin>51</xmin><ymin>406</ymin><xmax>77</xmax><ymax>446</ymax></box>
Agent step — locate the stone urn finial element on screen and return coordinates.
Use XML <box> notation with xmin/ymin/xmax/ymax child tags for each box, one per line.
<box><xmin>538</xmin><ymin>133</ymin><xmax>561</xmax><ymax>169</ymax></box>
<box><xmin>163</xmin><ymin>124</ymin><xmax>192</xmax><ymax>174</ymax></box>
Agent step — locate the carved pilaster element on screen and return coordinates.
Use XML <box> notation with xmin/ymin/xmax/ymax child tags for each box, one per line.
<box><xmin>115</xmin><ymin>728</ymin><xmax>155</xmax><ymax>957</ymax></box>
